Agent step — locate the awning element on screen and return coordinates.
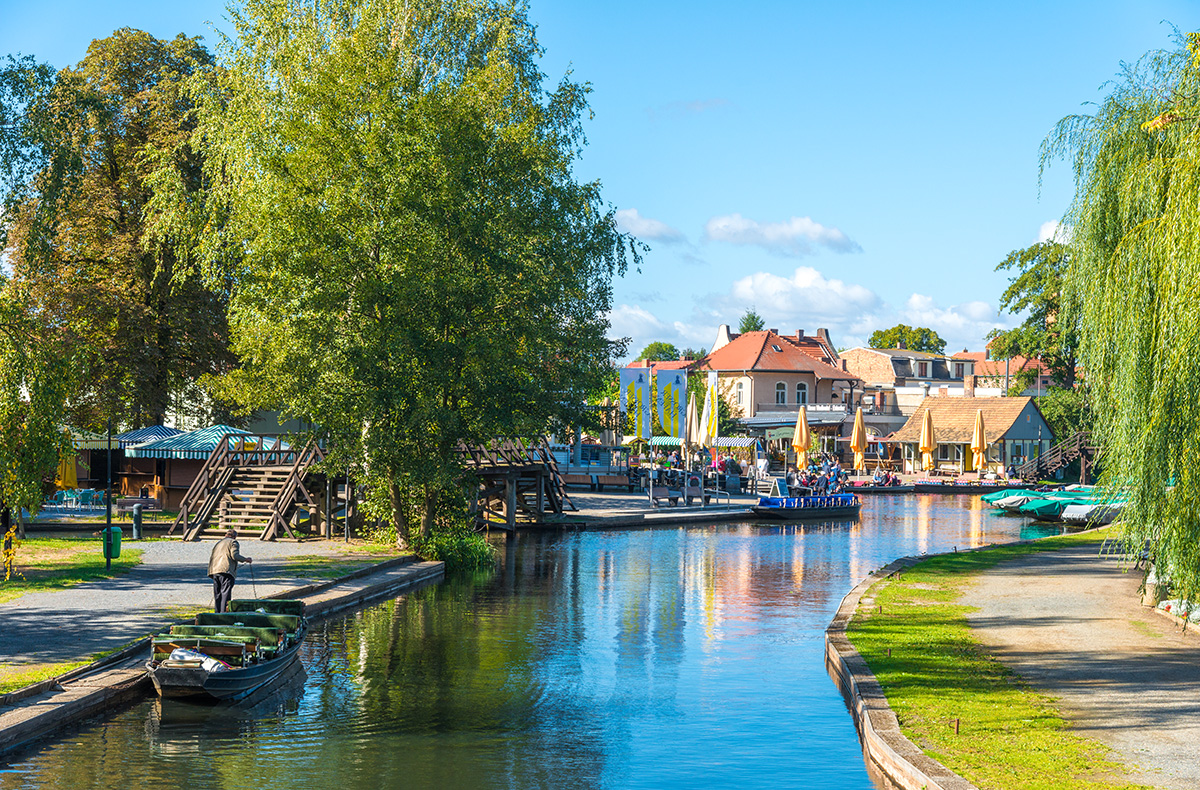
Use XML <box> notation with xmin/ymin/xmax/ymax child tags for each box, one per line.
<box><xmin>126</xmin><ymin>424</ymin><xmax>252</xmax><ymax>460</ymax></box>
<box><xmin>116</xmin><ymin>425</ymin><xmax>183</xmax><ymax>449</ymax></box>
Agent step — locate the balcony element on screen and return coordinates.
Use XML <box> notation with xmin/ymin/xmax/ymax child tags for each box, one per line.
<box><xmin>753</xmin><ymin>402</ymin><xmax>848</xmax><ymax>414</ymax></box>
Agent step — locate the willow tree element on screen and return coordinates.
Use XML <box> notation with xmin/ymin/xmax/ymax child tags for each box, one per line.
<box><xmin>1045</xmin><ymin>32</ymin><xmax>1200</xmax><ymax>596</ymax></box>
<box><xmin>188</xmin><ymin>0</ymin><xmax>636</xmax><ymax>546</ymax></box>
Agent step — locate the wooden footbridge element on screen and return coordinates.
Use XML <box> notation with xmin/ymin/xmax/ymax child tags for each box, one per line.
<box><xmin>457</xmin><ymin>438</ymin><xmax>575</xmax><ymax>530</ymax></box>
<box><xmin>169</xmin><ymin>434</ymin><xmax>350</xmax><ymax>541</ymax></box>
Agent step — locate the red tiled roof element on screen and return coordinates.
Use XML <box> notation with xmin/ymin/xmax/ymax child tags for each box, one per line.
<box><xmin>700</xmin><ymin>330</ymin><xmax>860</xmax><ymax>381</ymax></box>
<box><xmin>957</xmin><ymin>352</ymin><xmax>1049</xmax><ymax>378</ymax></box>
<box><xmin>629</xmin><ymin>358</ymin><xmax>698</xmax><ymax>374</ymax></box>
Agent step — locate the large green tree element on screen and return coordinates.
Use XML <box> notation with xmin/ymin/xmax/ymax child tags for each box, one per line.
<box><xmin>868</xmin><ymin>324</ymin><xmax>946</xmax><ymax>354</ymax></box>
<box><xmin>987</xmin><ymin>240</ymin><xmax>1078</xmax><ymax>391</ymax></box>
<box><xmin>1045</xmin><ymin>31</ymin><xmax>1200</xmax><ymax>596</ymax></box>
<box><xmin>0</xmin><ymin>30</ymin><xmax>236</xmax><ymax>429</ymax></box>
<box><xmin>189</xmin><ymin>0</ymin><xmax>637</xmax><ymax>546</ymax></box>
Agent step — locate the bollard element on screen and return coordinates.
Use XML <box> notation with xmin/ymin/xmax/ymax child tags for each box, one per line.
<box><xmin>131</xmin><ymin>504</ymin><xmax>144</xmax><ymax>540</ymax></box>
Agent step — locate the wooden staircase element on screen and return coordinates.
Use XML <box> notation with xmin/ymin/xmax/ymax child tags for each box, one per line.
<box><xmin>1015</xmin><ymin>431</ymin><xmax>1097</xmax><ymax>483</ymax></box>
<box><xmin>170</xmin><ymin>434</ymin><xmax>327</xmax><ymax>541</ymax></box>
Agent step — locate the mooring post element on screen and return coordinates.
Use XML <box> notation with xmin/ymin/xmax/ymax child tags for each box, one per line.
<box><xmin>506</xmin><ymin>473</ymin><xmax>517</xmax><ymax>531</ymax></box>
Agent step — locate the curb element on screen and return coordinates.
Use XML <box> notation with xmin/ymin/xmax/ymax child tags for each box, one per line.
<box><xmin>824</xmin><ymin>556</ymin><xmax>978</xmax><ymax>790</ymax></box>
<box><xmin>824</xmin><ymin>528</ymin><xmax>1110</xmax><ymax>790</ymax></box>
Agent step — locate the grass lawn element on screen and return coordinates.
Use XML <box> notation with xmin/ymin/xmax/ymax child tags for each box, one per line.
<box><xmin>0</xmin><ymin>636</ymin><xmax>150</xmax><ymax>694</ymax></box>
<box><xmin>847</xmin><ymin>529</ymin><xmax>1153</xmax><ymax>790</ymax></box>
<box><xmin>0</xmin><ymin>536</ymin><xmax>142</xmax><ymax>605</ymax></box>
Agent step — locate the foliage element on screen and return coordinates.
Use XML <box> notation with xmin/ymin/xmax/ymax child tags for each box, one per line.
<box><xmin>737</xmin><ymin>308</ymin><xmax>764</xmax><ymax>333</ymax></box>
<box><xmin>987</xmin><ymin>240</ymin><xmax>1079</xmax><ymax>391</ymax></box>
<box><xmin>183</xmin><ymin>0</ymin><xmax>638</xmax><ymax>547</ymax></box>
<box><xmin>679</xmin><ymin>346</ymin><xmax>706</xmax><ymax>359</ymax></box>
<box><xmin>868</xmin><ymin>324</ymin><xmax>946</xmax><ymax>354</ymax></box>
<box><xmin>637</xmin><ymin>341</ymin><xmax>679</xmax><ymax>361</ymax></box>
<box><xmin>0</xmin><ymin>30</ymin><xmax>237</xmax><ymax>428</ymax></box>
<box><xmin>1044</xmin><ymin>31</ymin><xmax>1200</xmax><ymax>598</ymax></box>
<box><xmin>848</xmin><ymin>530</ymin><xmax>1149</xmax><ymax>790</ymax></box>
<box><xmin>0</xmin><ymin>286</ymin><xmax>76</xmax><ymax>579</ymax></box>
<box><xmin>410</xmin><ymin>519</ymin><xmax>496</xmax><ymax>573</ymax></box>
<box><xmin>1035</xmin><ymin>386</ymin><xmax>1092</xmax><ymax>443</ymax></box>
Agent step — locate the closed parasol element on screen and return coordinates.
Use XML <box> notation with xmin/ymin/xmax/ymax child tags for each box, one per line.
<box><xmin>919</xmin><ymin>408</ymin><xmax>936</xmax><ymax>472</ymax></box>
<box><xmin>970</xmin><ymin>408</ymin><xmax>987</xmax><ymax>472</ymax></box>
<box><xmin>792</xmin><ymin>406</ymin><xmax>811</xmax><ymax>468</ymax></box>
<box><xmin>850</xmin><ymin>406</ymin><xmax>868</xmax><ymax>471</ymax></box>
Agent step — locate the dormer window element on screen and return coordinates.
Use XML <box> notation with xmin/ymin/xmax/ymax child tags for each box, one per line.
<box><xmin>954</xmin><ymin>362</ymin><xmax>965</xmax><ymax>379</ymax></box>
<box><xmin>918</xmin><ymin>361</ymin><xmax>929</xmax><ymax>377</ymax></box>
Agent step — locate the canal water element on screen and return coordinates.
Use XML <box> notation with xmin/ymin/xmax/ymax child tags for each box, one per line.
<box><xmin>0</xmin><ymin>495</ymin><xmax>1057</xmax><ymax>790</ymax></box>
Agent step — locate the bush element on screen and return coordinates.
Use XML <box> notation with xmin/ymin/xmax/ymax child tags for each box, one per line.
<box><xmin>411</xmin><ymin>522</ymin><xmax>495</xmax><ymax>573</ymax></box>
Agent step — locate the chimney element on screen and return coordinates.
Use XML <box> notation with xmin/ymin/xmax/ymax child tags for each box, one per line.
<box><xmin>897</xmin><ymin>338</ymin><xmax>906</xmax><ymax>350</ymax></box>
<box><xmin>797</xmin><ymin>329</ymin><xmax>805</xmax><ymax>339</ymax></box>
<box><xmin>768</xmin><ymin>328</ymin><xmax>778</xmax><ymax>335</ymax></box>
<box><xmin>841</xmin><ymin>359</ymin><xmax>848</xmax><ymax>371</ymax></box>
<box><xmin>964</xmin><ymin>374</ymin><xmax>976</xmax><ymax>398</ymax></box>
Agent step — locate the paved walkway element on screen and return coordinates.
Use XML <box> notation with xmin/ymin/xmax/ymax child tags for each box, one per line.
<box><xmin>961</xmin><ymin>543</ymin><xmax>1200</xmax><ymax>789</ymax></box>
<box><xmin>0</xmin><ymin>537</ymin><xmax>382</xmax><ymax>670</ymax></box>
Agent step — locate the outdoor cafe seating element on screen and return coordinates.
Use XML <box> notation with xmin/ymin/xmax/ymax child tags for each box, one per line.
<box><xmin>43</xmin><ymin>488</ymin><xmax>108</xmax><ymax>511</ymax></box>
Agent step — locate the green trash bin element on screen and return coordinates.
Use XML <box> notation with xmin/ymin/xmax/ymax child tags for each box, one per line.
<box><xmin>102</xmin><ymin>526</ymin><xmax>122</xmax><ymax>560</ymax></box>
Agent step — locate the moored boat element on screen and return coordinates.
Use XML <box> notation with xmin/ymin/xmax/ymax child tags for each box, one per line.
<box><xmin>147</xmin><ymin>599</ymin><xmax>307</xmax><ymax>702</ymax></box>
<box><xmin>752</xmin><ymin>478</ymin><xmax>862</xmax><ymax>520</ymax></box>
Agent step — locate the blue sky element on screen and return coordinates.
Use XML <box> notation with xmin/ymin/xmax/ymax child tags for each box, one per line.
<box><xmin>2</xmin><ymin>0</ymin><xmax>1195</xmax><ymax>359</ymax></box>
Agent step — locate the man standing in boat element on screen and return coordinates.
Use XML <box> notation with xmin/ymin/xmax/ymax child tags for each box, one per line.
<box><xmin>208</xmin><ymin>529</ymin><xmax>253</xmax><ymax>613</ymax></box>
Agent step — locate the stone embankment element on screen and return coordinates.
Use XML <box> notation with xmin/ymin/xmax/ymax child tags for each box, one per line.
<box><xmin>0</xmin><ymin>556</ymin><xmax>443</xmax><ymax>760</ymax></box>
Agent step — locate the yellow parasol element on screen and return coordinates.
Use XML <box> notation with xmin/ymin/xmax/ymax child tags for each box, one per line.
<box><xmin>55</xmin><ymin>455</ymin><xmax>78</xmax><ymax>489</ymax></box>
<box><xmin>850</xmin><ymin>406</ymin><xmax>868</xmax><ymax>471</ymax></box>
<box><xmin>919</xmin><ymin>407</ymin><xmax>936</xmax><ymax>472</ymax></box>
<box><xmin>970</xmin><ymin>408</ymin><xmax>987</xmax><ymax>472</ymax></box>
<box><xmin>791</xmin><ymin>406</ymin><xmax>811</xmax><ymax>469</ymax></box>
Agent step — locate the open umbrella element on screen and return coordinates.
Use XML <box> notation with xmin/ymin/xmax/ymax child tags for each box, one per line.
<box><xmin>970</xmin><ymin>408</ymin><xmax>987</xmax><ymax>472</ymax></box>
<box><xmin>792</xmin><ymin>406</ymin><xmax>811</xmax><ymax>469</ymax></box>
<box><xmin>850</xmin><ymin>406</ymin><xmax>868</xmax><ymax>471</ymax></box>
<box><xmin>919</xmin><ymin>408</ymin><xmax>936</xmax><ymax>472</ymax></box>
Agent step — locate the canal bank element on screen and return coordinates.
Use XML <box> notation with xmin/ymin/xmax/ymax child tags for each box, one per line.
<box><xmin>3</xmin><ymin>495</ymin><xmax>1059</xmax><ymax>790</ymax></box>
<box><xmin>0</xmin><ymin>555</ymin><xmax>443</xmax><ymax>760</ymax></box>
<box><xmin>831</xmin><ymin>527</ymin><xmax>1200</xmax><ymax>790</ymax></box>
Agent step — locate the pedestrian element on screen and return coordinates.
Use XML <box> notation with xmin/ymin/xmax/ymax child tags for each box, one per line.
<box><xmin>208</xmin><ymin>529</ymin><xmax>253</xmax><ymax>613</ymax></box>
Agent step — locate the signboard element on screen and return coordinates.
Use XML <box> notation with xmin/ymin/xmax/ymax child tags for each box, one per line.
<box><xmin>657</xmin><ymin>370</ymin><xmax>686</xmax><ymax>439</ymax></box>
<box><xmin>619</xmin><ymin>367</ymin><xmax>652</xmax><ymax>440</ymax></box>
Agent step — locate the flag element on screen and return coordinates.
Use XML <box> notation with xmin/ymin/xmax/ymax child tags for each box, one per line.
<box><xmin>657</xmin><ymin>371</ymin><xmax>687</xmax><ymax>439</ymax></box>
<box><xmin>619</xmin><ymin>367</ymin><xmax>652</xmax><ymax>440</ymax></box>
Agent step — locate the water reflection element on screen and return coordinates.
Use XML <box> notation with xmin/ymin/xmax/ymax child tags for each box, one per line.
<box><xmin>1</xmin><ymin>496</ymin><xmax>1049</xmax><ymax>790</ymax></box>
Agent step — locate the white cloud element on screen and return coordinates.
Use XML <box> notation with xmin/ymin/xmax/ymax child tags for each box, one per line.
<box><xmin>1037</xmin><ymin>220</ymin><xmax>1073</xmax><ymax>244</ymax></box>
<box><xmin>722</xmin><ymin>266</ymin><xmax>879</xmax><ymax>322</ymax></box>
<box><xmin>607</xmin><ymin>304</ymin><xmax>710</xmax><ymax>361</ymax></box>
<box><xmin>704</xmin><ymin>213</ymin><xmax>861</xmax><ymax>256</ymax></box>
<box><xmin>899</xmin><ymin>294</ymin><xmax>1019</xmax><ymax>353</ymax></box>
<box><xmin>615</xmin><ymin>208</ymin><xmax>685</xmax><ymax>244</ymax></box>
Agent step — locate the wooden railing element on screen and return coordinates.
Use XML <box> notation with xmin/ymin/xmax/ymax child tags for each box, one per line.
<box><xmin>1015</xmin><ymin>431</ymin><xmax>1095</xmax><ymax>482</ymax></box>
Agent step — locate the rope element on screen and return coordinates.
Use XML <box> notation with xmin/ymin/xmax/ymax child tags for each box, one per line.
<box><xmin>248</xmin><ymin>559</ymin><xmax>259</xmax><ymax>598</ymax></box>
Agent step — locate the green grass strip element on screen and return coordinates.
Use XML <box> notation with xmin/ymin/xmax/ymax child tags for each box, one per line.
<box><xmin>847</xmin><ymin>530</ymin><xmax>1151</xmax><ymax>790</ymax></box>
<box><xmin>0</xmin><ymin>537</ymin><xmax>143</xmax><ymax>605</ymax></box>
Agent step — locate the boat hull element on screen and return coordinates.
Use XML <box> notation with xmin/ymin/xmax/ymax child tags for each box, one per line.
<box><xmin>752</xmin><ymin>494</ymin><xmax>862</xmax><ymax>521</ymax></box>
<box><xmin>148</xmin><ymin>631</ymin><xmax>305</xmax><ymax>703</ymax></box>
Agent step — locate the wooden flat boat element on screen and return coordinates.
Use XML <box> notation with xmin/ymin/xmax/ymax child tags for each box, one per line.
<box><xmin>849</xmin><ymin>485</ymin><xmax>914</xmax><ymax>494</ymax></box>
<box><xmin>147</xmin><ymin>599</ymin><xmax>306</xmax><ymax>703</ymax></box>
<box><xmin>751</xmin><ymin>493</ymin><xmax>862</xmax><ymax>520</ymax></box>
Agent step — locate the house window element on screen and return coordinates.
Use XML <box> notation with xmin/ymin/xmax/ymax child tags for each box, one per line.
<box><xmin>954</xmin><ymin>363</ymin><xmax>964</xmax><ymax>379</ymax></box>
<box><xmin>918</xmin><ymin>361</ymin><xmax>929</xmax><ymax>377</ymax></box>
<box><xmin>938</xmin><ymin>444</ymin><xmax>951</xmax><ymax>461</ymax></box>
<box><xmin>736</xmin><ymin>381</ymin><xmax>744</xmax><ymax>405</ymax></box>
<box><xmin>775</xmin><ymin>382</ymin><xmax>787</xmax><ymax>404</ymax></box>
<box><xmin>796</xmin><ymin>382</ymin><xmax>808</xmax><ymax>405</ymax></box>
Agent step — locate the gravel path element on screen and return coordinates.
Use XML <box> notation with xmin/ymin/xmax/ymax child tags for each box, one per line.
<box><xmin>0</xmin><ymin>537</ymin><xmax>370</xmax><ymax>669</ymax></box>
<box><xmin>960</xmin><ymin>543</ymin><xmax>1200</xmax><ymax>789</ymax></box>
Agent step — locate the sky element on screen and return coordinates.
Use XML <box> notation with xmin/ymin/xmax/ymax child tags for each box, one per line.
<box><xmin>2</xmin><ymin>0</ymin><xmax>1196</xmax><ymax>360</ymax></box>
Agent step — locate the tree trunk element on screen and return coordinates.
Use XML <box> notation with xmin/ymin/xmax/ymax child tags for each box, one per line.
<box><xmin>420</xmin><ymin>484</ymin><xmax>435</xmax><ymax>539</ymax></box>
<box><xmin>389</xmin><ymin>480</ymin><xmax>410</xmax><ymax>550</ymax></box>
